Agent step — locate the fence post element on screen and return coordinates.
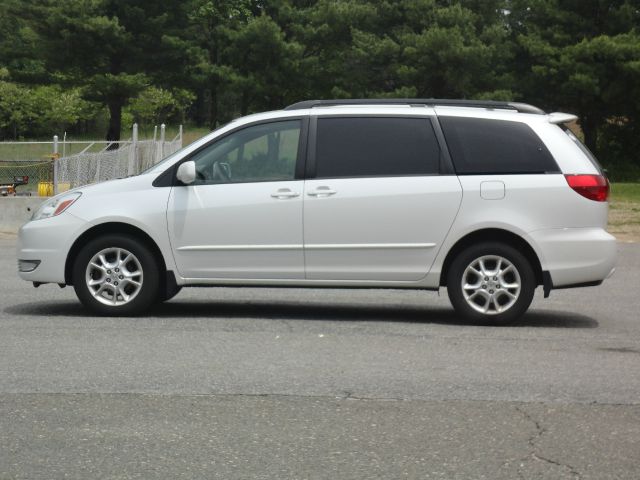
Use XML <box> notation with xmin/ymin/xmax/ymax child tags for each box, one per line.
<box><xmin>128</xmin><ymin>123</ymin><xmax>138</xmax><ymax>176</ymax></box>
<box><xmin>153</xmin><ymin>125</ymin><xmax>159</xmax><ymax>164</ymax></box>
<box><xmin>52</xmin><ymin>135</ymin><xmax>59</xmax><ymax>196</ymax></box>
<box><xmin>179</xmin><ymin>124</ymin><xmax>183</xmax><ymax>148</ymax></box>
<box><xmin>160</xmin><ymin>123</ymin><xmax>166</xmax><ymax>159</ymax></box>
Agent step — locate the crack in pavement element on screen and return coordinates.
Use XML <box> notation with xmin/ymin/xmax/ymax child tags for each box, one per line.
<box><xmin>0</xmin><ymin>391</ymin><xmax>408</xmax><ymax>402</ymax></box>
<box><xmin>515</xmin><ymin>405</ymin><xmax>582</xmax><ymax>479</ymax></box>
<box><xmin>340</xmin><ymin>390</ymin><xmax>402</xmax><ymax>402</ymax></box>
<box><xmin>1</xmin><ymin>391</ymin><xmax>638</xmax><ymax>407</ymax></box>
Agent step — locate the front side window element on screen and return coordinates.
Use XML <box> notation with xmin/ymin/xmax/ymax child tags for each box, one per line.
<box><xmin>315</xmin><ymin>117</ymin><xmax>441</xmax><ymax>178</ymax></box>
<box><xmin>190</xmin><ymin>120</ymin><xmax>301</xmax><ymax>185</ymax></box>
<box><xmin>439</xmin><ymin>117</ymin><xmax>559</xmax><ymax>175</ymax></box>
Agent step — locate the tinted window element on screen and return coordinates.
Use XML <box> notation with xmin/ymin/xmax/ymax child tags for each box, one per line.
<box><xmin>315</xmin><ymin>117</ymin><xmax>440</xmax><ymax>178</ymax></box>
<box><xmin>190</xmin><ymin>120</ymin><xmax>300</xmax><ymax>185</ymax></box>
<box><xmin>439</xmin><ymin>117</ymin><xmax>559</xmax><ymax>174</ymax></box>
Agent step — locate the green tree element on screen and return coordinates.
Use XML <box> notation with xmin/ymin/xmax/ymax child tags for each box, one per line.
<box><xmin>127</xmin><ymin>86</ymin><xmax>195</xmax><ymax>126</ymax></box>
<box><xmin>185</xmin><ymin>0</ymin><xmax>254</xmax><ymax>127</ymax></box>
<box><xmin>390</xmin><ymin>2</ymin><xmax>513</xmax><ymax>99</ymax></box>
<box><xmin>280</xmin><ymin>0</ymin><xmax>380</xmax><ymax>99</ymax></box>
<box><xmin>509</xmin><ymin>0</ymin><xmax>640</xmax><ymax>175</ymax></box>
<box><xmin>17</xmin><ymin>0</ymin><xmax>191</xmax><ymax>141</ymax></box>
<box><xmin>224</xmin><ymin>14</ymin><xmax>305</xmax><ymax>114</ymax></box>
<box><xmin>0</xmin><ymin>78</ymin><xmax>33</xmax><ymax>139</ymax></box>
<box><xmin>32</xmin><ymin>85</ymin><xmax>99</xmax><ymax>135</ymax></box>
<box><xmin>0</xmin><ymin>1</ymin><xmax>47</xmax><ymax>84</ymax></box>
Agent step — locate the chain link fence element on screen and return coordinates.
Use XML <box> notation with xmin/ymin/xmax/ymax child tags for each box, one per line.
<box><xmin>56</xmin><ymin>137</ymin><xmax>181</xmax><ymax>189</ymax></box>
<box><xmin>0</xmin><ymin>124</ymin><xmax>182</xmax><ymax>196</ymax></box>
<box><xmin>0</xmin><ymin>140</ymin><xmax>56</xmax><ymax>195</ymax></box>
<box><xmin>0</xmin><ymin>160</ymin><xmax>53</xmax><ymax>195</ymax></box>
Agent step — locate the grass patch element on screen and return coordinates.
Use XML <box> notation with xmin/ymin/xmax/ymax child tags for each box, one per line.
<box><xmin>610</xmin><ymin>183</ymin><xmax>640</xmax><ymax>203</ymax></box>
<box><xmin>609</xmin><ymin>183</ymin><xmax>640</xmax><ymax>242</ymax></box>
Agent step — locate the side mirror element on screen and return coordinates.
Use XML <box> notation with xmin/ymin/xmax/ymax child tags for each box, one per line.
<box><xmin>176</xmin><ymin>161</ymin><xmax>196</xmax><ymax>185</ymax></box>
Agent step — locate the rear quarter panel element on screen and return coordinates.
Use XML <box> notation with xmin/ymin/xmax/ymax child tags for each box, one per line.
<box><xmin>426</xmin><ymin>173</ymin><xmax>610</xmax><ymax>284</ymax></box>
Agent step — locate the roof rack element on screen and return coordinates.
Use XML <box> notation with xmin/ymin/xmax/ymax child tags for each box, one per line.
<box><xmin>284</xmin><ymin>99</ymin><xmax>545</xmax><ymax>115</ymax></box>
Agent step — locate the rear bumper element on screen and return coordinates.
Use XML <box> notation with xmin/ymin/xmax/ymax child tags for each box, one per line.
<box><xmin>16</xmin><ymin>213</ymin><xmax>87</xmax><ymax>284</ymax></box>
<box><xmin>529</xmin><ymin>227</ymin><xmax>617</xmax><ymax>288</ymax></box>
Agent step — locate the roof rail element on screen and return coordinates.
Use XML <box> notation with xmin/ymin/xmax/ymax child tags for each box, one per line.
<box><xmin>284</xmin><ymin>99</ymin><xmax>545</xmax><ymax>115</ymax></box>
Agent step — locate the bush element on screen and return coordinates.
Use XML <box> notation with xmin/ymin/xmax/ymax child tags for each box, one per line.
<box><xmin>126</xmin><ymin>87</ymin><xmax>195</xmax><ymax>127</ymax></box>
<box><xmin>0</xmin><ymin>79</ymin><xmax>32</xmax><ymax>138</ymax></box>
<box><xmin>0</xmin><ymin>79</ymin><xmax>100</xmax><ymax>139</ymax></box>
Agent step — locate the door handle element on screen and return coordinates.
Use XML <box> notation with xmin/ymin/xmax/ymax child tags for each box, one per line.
<box><xmin>307</xmin><ymin>186</ymin><xmax>337</xmax><ymax>197</ymax></box>
<box><xmin>271</xmin><ymin>188</ymin><xmax>300</xmax><ymax>199</ymax></box>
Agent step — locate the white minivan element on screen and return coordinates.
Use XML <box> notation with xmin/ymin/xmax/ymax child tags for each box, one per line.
<box><xmin>17</xmin><ymin>99</ymin><xmax>616</xmax><ymax>323</ymax></box>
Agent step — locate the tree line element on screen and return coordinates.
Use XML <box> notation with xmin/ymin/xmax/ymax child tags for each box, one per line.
<box><xmin>0</xmin><ymin>1</ymin><xmax>639</xmax><ymax>179</ymax></box>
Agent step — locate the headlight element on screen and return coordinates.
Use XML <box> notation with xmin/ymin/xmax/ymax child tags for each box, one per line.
<box><xmin>32</xmin><ymin>192</ymin><xmax>82</xmax><ymax>221</ymax></box>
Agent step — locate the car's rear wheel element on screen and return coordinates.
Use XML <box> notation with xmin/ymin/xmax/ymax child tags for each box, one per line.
<box><xmin>446</xmin><ymin>242</ymin><xmax>536</xmax><ymax>325</ymax></box>
<box><xmin>73</xmin><ymin>234</ymin><xmax>160</xmax><ymax>315</ymax></box>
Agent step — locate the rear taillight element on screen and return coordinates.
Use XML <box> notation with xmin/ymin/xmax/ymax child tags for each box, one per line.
<box><xmin>564</xmin><ymin>174</ymin><xmax>609</xmax><ymax>202</ymax></box>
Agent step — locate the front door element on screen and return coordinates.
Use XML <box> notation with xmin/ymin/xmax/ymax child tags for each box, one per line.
<box><xmin>167</xmin><ymin>119</ymin><xmax>306</xmax><ymax>280</ymax></box>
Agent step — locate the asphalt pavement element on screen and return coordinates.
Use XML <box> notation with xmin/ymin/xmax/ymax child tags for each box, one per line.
<box><xmin>1</xmin><ymin>233</ymin><xmax>639</xmax><ymax>479</ymax></box>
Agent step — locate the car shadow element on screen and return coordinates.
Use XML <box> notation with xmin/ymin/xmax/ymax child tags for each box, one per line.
<box><xmin>4</xmin><ymin>299</ymin><xmax>599</xmax><ymax>329</ymax></box>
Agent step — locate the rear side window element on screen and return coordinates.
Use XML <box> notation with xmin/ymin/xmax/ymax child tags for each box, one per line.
<box><xmin>562</xmin><ymin>126</ymin><xmax>605</xmax><ymax>175</ymax></box>
<box><xmin>315</xmin><ymin>117</ymin><xmax>440</xmax><ymax>178</ymax></box>
<box><xmin>439</xmin><ymin>117</ymin><xmax>559</xmax><ymax>174</ymax></box>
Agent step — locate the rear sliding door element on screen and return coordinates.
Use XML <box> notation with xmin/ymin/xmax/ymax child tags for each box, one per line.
<box><xmin>303</xmin><ymin>116</ymin><xmax>462</xmax><ymax>282</ymax></box>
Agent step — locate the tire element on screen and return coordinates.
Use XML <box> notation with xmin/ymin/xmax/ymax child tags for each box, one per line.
<box><xmin>72</xmin><ymin>234</ymin><xmax>161</xmax><ymax>316</ymax></box>
<box><xmin>446</xmin><ymin>242</ymin><xmax>536</xmax><ymax>325</ymax></box>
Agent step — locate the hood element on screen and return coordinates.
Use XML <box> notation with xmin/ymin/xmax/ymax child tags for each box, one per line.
<box><xmin>70</xmin><ymin>173</ymin><xmax>158</xmax><ymax>197</ymax></box>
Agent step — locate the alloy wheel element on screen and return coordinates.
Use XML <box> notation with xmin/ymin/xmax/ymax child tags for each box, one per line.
<box><xmin>85</xmin><ymin>247</ymin><xmax>144</xmax><ymax>306</ymax></box>
<box><xmin>461</xmin><ymin>255</ymin><xmax>521</xmax><ymax>315</ymax></box>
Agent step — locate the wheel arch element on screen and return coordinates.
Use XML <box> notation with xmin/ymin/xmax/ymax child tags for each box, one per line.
<box><xmin>64</xmin><ymin>222</ymin><xmax>167</xmax><ymax>286</ymax></box>
<box><xmin>439</xmin><ymin>228</ymin><xmax>543</xmax><ymax>287</ymax></box>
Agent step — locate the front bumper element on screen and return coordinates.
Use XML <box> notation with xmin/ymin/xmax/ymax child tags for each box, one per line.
<box><xmin>528</xmin><ymin>227</ymin><xmax>617</xmax><ymax>288</ymax></box>
<box><xmin>17</xmin><ymin>212</ymin><xmax>88</xmax><ymax>284</ymax></box>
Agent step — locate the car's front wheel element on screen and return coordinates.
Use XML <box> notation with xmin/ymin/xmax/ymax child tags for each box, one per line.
<box><xmin>72</xmin><ymin>234</ymin><xmax>160</xmax><ymax>315</ymax></box>
<box><xmin>446</xmin><ymin>242</ymin><xmax>536</xmax><ymax>325</ymax></box>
